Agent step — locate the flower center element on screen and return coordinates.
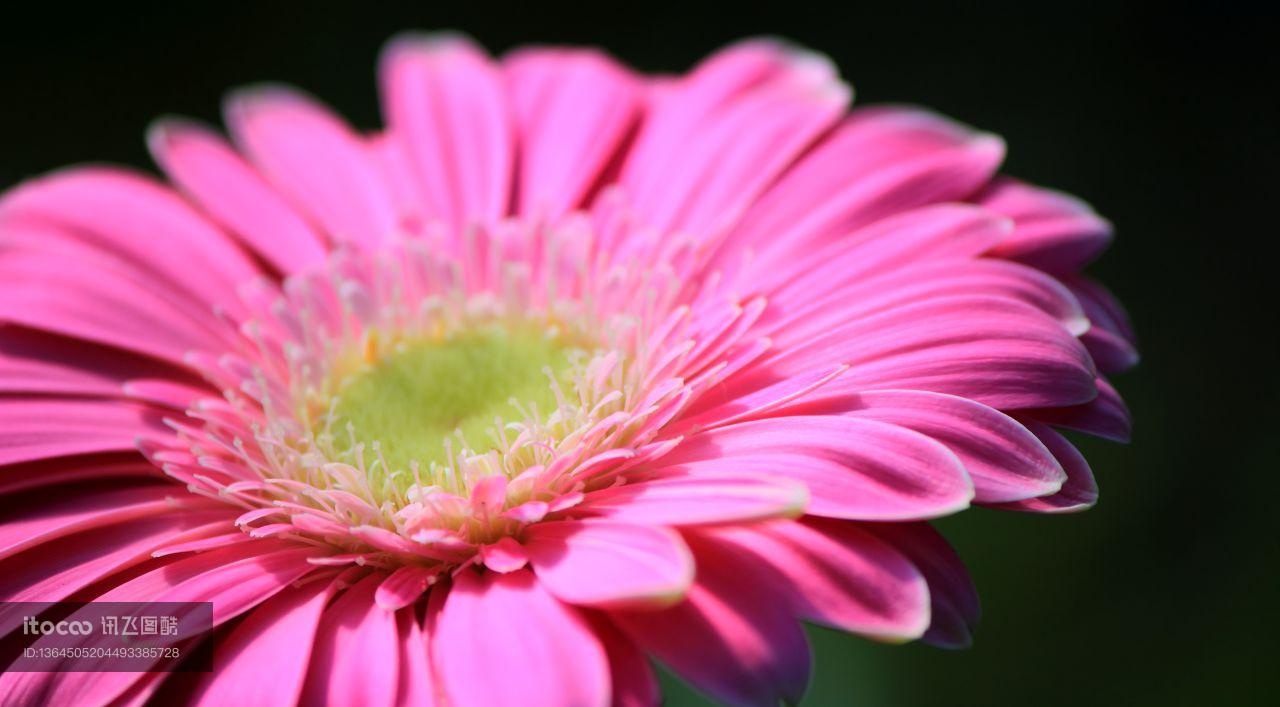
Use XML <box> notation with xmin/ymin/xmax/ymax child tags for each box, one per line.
<box><xmin>324</xmin><ymin>324</ymin><xmax>577</xmax><ymax>478</ymax></box>
<box><xmin>157</xmin><ymin>233</ymin><xmax>714</xmax><ymax>568</ymax></box>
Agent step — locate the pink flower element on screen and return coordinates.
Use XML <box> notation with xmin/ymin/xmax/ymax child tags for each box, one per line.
<box><xmin>0</xmin><ymin>34</ymin><xmax>1135</xmax><ymax>706</ymax></box>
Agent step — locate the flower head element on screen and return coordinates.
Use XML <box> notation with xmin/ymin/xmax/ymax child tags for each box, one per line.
<box><xmin>0</xmin><ymin>33</ymin><xmax>1134</xmax><ymax>705</ymax></box>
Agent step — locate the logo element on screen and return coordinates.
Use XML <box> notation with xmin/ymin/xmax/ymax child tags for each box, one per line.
<box><xmin>21</xmin><ymin>617</ymin><xmax>93</xmax><ymax>636</ymax></box>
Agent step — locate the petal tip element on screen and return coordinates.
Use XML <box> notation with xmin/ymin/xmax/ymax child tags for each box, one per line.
<box><xmin>379</xmin><ymin>29</ymin><xmax>487</xmax><ymax>72</ymax></box>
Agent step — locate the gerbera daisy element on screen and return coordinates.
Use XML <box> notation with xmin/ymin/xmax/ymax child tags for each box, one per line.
<box><xmin>0</xmin><ymin>33</ymin><xmax>1135</xmax><ymax>706</ymax></box>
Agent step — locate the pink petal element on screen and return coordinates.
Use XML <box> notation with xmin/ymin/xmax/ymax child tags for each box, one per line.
<box><xmin>300</xmin><ymin>573</ymin><xmax>401</xmax><ymax>706</ymax></box>
<box><xmin>191</xmin><ymin>576</ymin><xmax>337</xmax><ymax>705</ymax></box>
<box><xmin>150</xmin><ymin>531</ymin><xmax>254</xmax><ymax>557</ymax></box>
<box><xmin>368</xmin><ymin>132</ymin><xmax>428</xmax><ymax>230</ymax></box>
<box><xmin>480</xmin><ymin>536</ymin><xmax>530</xmax><ymax>573</ymax></box>
<box><xmin>611</xmin><ymin>541</ymin><xmax>811</xmax><ymax>706</ymax></box>
<box><xmin>434</xmin><ymin>569</ymin><xmax>610</xmax><ymax>707</ymax></box>
<box><xmin>375</xmin><ymin>565</ymin><xmax>439</xmax><ymax>610</ymax></box>
<box><xmin>0</xmin><ymin>236</ymin><xmax>241</xmax><ymax>365</ymax></box>
<box><xmin>0</xmin><ymin>399</ymin><xmax>168</xmax><ymax>466</ymax></box>
<box><xmin>622</xmin><ymin>44</ymin><xmax>848</xmax><ymax>237</ymax></box>
<box><xmin>3</xmin><ymin>542</ymin><xmax>317</xmax><ymax>705</ymax></box>
<box><xmin>0</xmin><ymin>455</ymin><xmax>157</xmax><ymax>496</ymax></box>
<box><xmin>578</xmin><ymin>474</ymin><xmax>808</xmax><ymax>526</ymax></box>
<box><xmin>1066</xmin><ymin>275</ymin><xmax>1139</xmax><ymax>373</ymax></box>
<box><xmin>673</xmin><ymin>364</ymin><xmax>849</xmax><ymax>434</ymax></box>
<box><xmin>994</xmin><ymin>422</ymin><xmax>1098</xmax><ymax>513</ymax></box>
<box><xmin>765</xmin><ymin>257</ymin><xmax>1091</xmax><ymax>343</ymax></box>
<box><xmin>759</xmin><ymin>294</ymin><xmax>1098</xmax><ymax>411</ymax></box>
<box><xmin>726</xmin><ymin>106</ymin><xmax>1005</xmax><ymax>263</ymax></box>
<box><xmin>753</xmin><ymin>203</ymin><xmax>1008</xmax><ymax>302</ymax></box>
<box><xmin>380</xmin><ymin>32</ymin><xmax>514</xmax><ymax>230</ymax></box>
<box><xmin>659</xmin><ymin>416</ymin><xmax>973</xmax><ymax>520</ymax></box>
<box><xmin>0</xmin><ymin>512</ymin><xmax>232</xmax><ymax>603</ymax></box>
<box><xmin>396</xmin><ymin>610</ymin><xmax>438</xmax><ymax>706</ymax></box>
<box><xmin>148</xmin><ymin>118</ymin><xmax>329</xmax><ymax>272</ymax></box>
<box><xmin>96</xmin><ymin>541</ymin><xmax>317</xmax><ymax>618</ymax></box>
<box><xmin>469</xmin><ymin>473</ymin><xmax>509</xmax><ymax>515</ymax></box>
<box><xmin>620</xmin><ymin>38</ymin><xmax>839</xmax><ymax>211</ymax></box>
<box><xmin>0</xmin><ymin>326</ymin><xmax>203</xmax><ymax>398</ymax></box>
<box><xmin>1028</xmin><ymin>375</ymin><xmax>1132</xmax><ymax>443</ymax></box>
<box><xmin>122</xmin><ymin>378</ymin><xmax>214</xmax><ymax>410</ymax></box>
<box><xmin>592</xmin><ymin>617</ymin><xmax>659</xmax><ymax>707</ymax></box>
<box><xmin>0</xmin><ymin>167</ymin><xmax>261</xmax><ymax>307</ymax></box>
<box><xmin>504</xmin><ymin>47</ymin><xmax>642</xmax><ymax>216</ymax></box>
<box><xmin>225</xmin><ymin>85</ymin><xmax>399</xmax><ymax>248</ymax></box>
<box><xmin>837</xmin><ymin>390</ymin><xmax>1067</xmax><ymax>504</ymax></box>
<box><xmin>861</xmin><ymin>521</ymin><xmax>981</xmax><ymax>648</ymax></box>
<box><xmin>524</xmin><ymin>520</ymin><xmax>694</xmax><ymax>608</ymax></box>
<box><xmin>0</xmin><ymin>484</ymin><xmax>202</xmax><ymax>561</ymax></box>
<box><xmin>981</xmin><ymin>177</ymin><xmax>1113</xmax><ymax>273</ymax></box>
<box><xmin>697</xmin><ymin>517</ymin><xmax>931</xmax><ymax>641</ymax></box>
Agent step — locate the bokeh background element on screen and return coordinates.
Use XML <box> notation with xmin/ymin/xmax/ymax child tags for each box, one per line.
<box><xmin>2</xmin><ymin>2</ymin><xmax>1276</xmax><ymax>705</ymax></box>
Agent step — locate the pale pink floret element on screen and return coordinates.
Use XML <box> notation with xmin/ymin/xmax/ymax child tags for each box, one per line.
<box><xmin>0</xmin><ymin>33</ymin><xmax>1134</xmax><ymax>706</ymax></box>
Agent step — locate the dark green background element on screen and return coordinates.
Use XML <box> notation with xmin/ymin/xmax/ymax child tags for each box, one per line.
<box><xmin>2</xmin><ymin>2</ymin><xmax>1275</xmax><ymax>704</ymax></box>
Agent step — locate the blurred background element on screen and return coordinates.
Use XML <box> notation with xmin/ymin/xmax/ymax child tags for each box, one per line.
<box><xmin>2</xmin><ymin>2</ymin><xmax>1276</xmax><ymax>704</ymax></box>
